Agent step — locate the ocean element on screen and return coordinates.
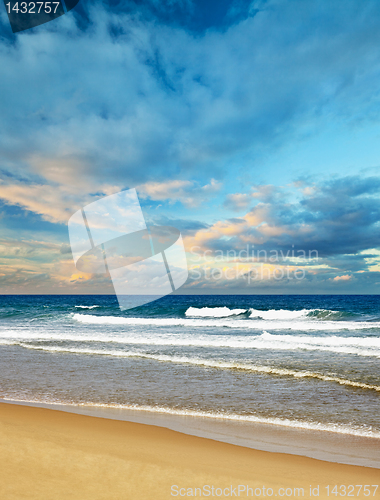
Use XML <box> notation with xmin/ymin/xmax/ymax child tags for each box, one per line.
<box><xmin>1</xmin><ymin>294</ymin><xmax>380</xmax><ymax>440</ymax></box>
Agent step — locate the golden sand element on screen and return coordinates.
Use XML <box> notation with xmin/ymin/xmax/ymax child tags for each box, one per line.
<box><xmin>0</xmin><ymin>403</ymin><xmax>378</xmax><ymax>499</ymax></box>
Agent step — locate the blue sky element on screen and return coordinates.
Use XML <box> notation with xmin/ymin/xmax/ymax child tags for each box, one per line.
<box><xmin>0</xmin><ymin>0</ymin><xmax>380</xmax><ymax>293</ymax></box>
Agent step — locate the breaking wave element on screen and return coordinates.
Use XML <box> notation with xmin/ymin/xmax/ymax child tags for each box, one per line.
<box><xmin>186</xmin><ymin>307</ymin><xmax>355</xmax><ymax>321</ymax></box>
<box><xmin>75</xmin><ymin>305</ymin><xmax>99</xmax><ymax>310</ymax></box>
<box><xmin>72</xmin><ymin>312</ymin><xmax>380</xmax><ymax>333</ymax></box>
<box><xmin>186</xmin><ymin>307</ymin><xmax>247</xmax><ymax>317</ymax></box>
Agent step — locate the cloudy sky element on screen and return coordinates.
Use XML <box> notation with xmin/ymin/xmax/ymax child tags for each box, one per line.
<box><xmin>1</xmin><ymin>0</ymin><xmax>380</xmax><ymax>294</ymax></box>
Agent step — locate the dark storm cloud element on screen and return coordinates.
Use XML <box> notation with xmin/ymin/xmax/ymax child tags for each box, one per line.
<box><xmin>198</xmin><ymin>175</ymin><xmax>380</xmax><ymax>271</ymax></box>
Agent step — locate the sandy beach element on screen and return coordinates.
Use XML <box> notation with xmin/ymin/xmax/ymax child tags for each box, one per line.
<box><xmin>0</xmin><ymin>402</ymin><xmax>378</xmax><ymax>500</ymax></box>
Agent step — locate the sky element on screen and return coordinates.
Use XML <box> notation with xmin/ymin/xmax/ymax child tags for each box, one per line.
<box><xmin>0</xmin><ymin>0</ymin><xmax>380</xmax><ymax>294</ymax></box>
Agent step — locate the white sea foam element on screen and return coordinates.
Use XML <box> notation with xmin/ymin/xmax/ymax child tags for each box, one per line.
<box><xmin>75</xmin><ymin>305</ymin><xmax>99</xmax><ymax>310</ymax></box>
<box><xmin>3</xmin><ymin>397</ymin><xmax>380</xmax><ymax>439</ymax></box>
<box><xmin>1</xmin><ymin>327</ymin><xmax>380</xmax><ymax>357</ymax></box>
<box><xmin>72</xmin><ymin>312</ymin><xmax>380</xmax><ymax>333</ymax></box>
<box><xmin>248</xmin><ymin>308</ymin><xmax>312</xmax><ymax>320</ymax></box>
<box><xmin>186</xmin><ymin>307</ymin><xmax>342</xmax><ymax>320</ymax></box>
<box><xmin>186</xmin><ymin>306</ymin><xmax>247</xmax><ymax>317</ymax></box>
<box><xmin>14</xmin><ymin>342</ymin><xmax>380</xmax><ymax>391</ymax></box>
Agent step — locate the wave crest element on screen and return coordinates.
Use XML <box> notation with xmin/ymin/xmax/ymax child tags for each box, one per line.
<box><xmin>185</xmin><ymin>307</ymin><xmax>247</xmax><ymax>318</ymax></box>
<box><xmin>72</xmin><ymin>313</ymin><xmax>380</xmax><ymax>333</ymax></box>
<box><xmin>249</xmin><ymin>308</ymin><xmax>310</xmax><ymax>320</ymax></box>
<box><xmin>185</xmin><ymin>307</ymin><xmax>350</xmax><ymax>321</ymax></box>
<box><xmin>75</xmin><ymin>305</ymin><xmax>99</xmax><ymax>310</ymax></box>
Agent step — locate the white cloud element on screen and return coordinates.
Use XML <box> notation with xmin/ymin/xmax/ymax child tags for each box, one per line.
<box><xmin>332</xmin><ymin>274</ymin><xmax>352</xmax><ymax>281</ymax></box>
<box><xmin>0</xmin><ymin>181</ymin><xmax>122</xmax><ymax>224</ymax></box>
<box><xmin>223</xmin><ymin>185</ymin><xmax>286</xmax><ymax>211</ymax></box>
<box><xmin>137</xmin><ymin>178</ymin><xmax>221</xmax><ymax>207</ymax></box>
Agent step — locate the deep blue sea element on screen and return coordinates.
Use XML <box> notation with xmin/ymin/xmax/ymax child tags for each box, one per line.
<box><xmin>1</xmin><ymin>294</ymin><xmax>379</xmax><ymax>438</ymax></box>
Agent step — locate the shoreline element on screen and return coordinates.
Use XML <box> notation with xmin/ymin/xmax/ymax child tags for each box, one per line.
<box><xmin>2</xmin><ymin>398</ymin><xmax>380</xmax><ymax>469</ymax></box>
<box><xmin>0</xmin><ymin>401</ymin><xmax>379</xmax><ymax>500</ymax></box>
